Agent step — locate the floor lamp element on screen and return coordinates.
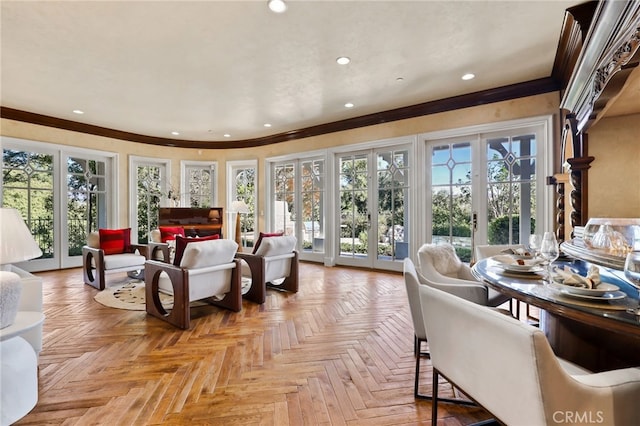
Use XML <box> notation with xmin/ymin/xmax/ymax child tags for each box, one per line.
<box><xmin>231</xmin><ymin>200</ymin><xmax>250</xmax><ymax>252</ymax></box>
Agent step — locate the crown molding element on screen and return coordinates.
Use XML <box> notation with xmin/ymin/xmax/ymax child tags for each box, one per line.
<box><xmin>2</xmin><ymin>77</ymin><xmax>560</xmax><ymax>150</ymax></box>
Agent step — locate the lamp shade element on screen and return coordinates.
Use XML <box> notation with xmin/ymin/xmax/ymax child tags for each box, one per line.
<box><xmin>231</xmin><ymin>200</ymin><xmax>250</xmax><ymax>214</ymax></box>
<box><xmin>0</xmin><ymin>208</ymin><xmax>43</xmax><ymax>265</ymax></box>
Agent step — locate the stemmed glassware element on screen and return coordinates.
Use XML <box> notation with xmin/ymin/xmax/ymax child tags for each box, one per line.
<box><xmin>528</xmin><ymin>234</ymin><xmax>542</xmax><ymax>258</ymax></box>
<box><xmin>623</xmin><ymin>251</ymin><xmax>640</xmax><ymax>316</ymax></box>
<box><xmin>539</xmin><ymin>232</ymin><xmax>560</xmax><ymax>283</ymax></box>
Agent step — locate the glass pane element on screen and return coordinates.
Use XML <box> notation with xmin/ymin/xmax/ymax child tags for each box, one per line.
<box><xmin>3</xmin><ymin>149</ymin><xmax>54</xmax><ymax>259</ymax></box>
<box><xmin>431</xmin><ymin>145</ymin><xmax>450</xmax><ymax>164</ymax></box>
<box><xmin>485</xmin><ymin>132</ymin><xmax>537</xmax><ymax>246</ymax></box>
<box><xmin>430</xmin><ymin>142</ymin><xmax>471</xmax><ymax>261</ymax></box>
<box><xmin>451</xmin><ymin>163</ymin><xmax>471</xmax><ymax>184</ymax></box>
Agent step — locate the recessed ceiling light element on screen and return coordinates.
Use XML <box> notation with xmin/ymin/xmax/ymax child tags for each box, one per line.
<box><xmin>264</xmin><ymin>123</ymin><xmax>272</xmax><ymax>128</ymax></box>
<box><xmin>396</xmin><ymin>77</ymin><xmax>404</xmax><ymax>82</ymax></box>
<box><xmin>171</xmin><ymin>131</ymin><xmax>180</xmax><ymax>136</ymax></box>
<box><xmin>72</xmin><ymin>109</ymin><xmax>84</xmax><ymax>114</ymax></box>
<box><xmin>336</xmin><ymin>56</ymin><xmax>350</xmax><ymax>65</ymax></box>
<box><xmin>268</xmin><ymin>0</ymin><xmax>287</xmax><ymax>13</ymax></box>
<box><xmin>462</xmin><ymin>73</ymin><xmax>475</xmax><ymax>81</ymax></box>
<box><xmin>345</xmin><ymin>102</ymin><xmax>354</xmax><ymax>108</ymax></box>
<box><xmin>224</xmin><ymin>134</ymin><xmax>231</xmax><ymax>138</ymax></box>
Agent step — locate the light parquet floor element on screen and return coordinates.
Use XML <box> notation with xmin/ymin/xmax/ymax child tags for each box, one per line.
<box><xmin>16</xmin><ymin>263</ymin><xmax>492</xmax><ymax>425</ymax></box>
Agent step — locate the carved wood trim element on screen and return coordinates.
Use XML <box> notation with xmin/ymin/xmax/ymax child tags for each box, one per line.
<box><xmin>560</xmin><ymin>1</ymin><xmax>640</xmax><ymax>132</ymax></box>
<box><xmin>553</xmin><ymin>1</ymin><xmax>597</xmax><ymax>92</ymax></box>
<box><xmin>558</xmin><ymin>2</ymin><xmax>639</xmax><ymax>237</ymax></box>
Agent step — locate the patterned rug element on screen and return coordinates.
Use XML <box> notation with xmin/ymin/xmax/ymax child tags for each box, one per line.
<box><xmin>94</xmin><ymin>280</ymin><xmax>173</xmax><ymax>311</ymax></box>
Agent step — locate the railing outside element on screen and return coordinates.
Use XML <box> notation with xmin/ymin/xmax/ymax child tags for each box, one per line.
<box><xmin>28</xmin><ymin>217</ymin><xmax>87</xmax><ymax>258</ymax></box>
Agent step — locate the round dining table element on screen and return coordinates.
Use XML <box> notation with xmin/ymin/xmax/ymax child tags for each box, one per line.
<box><xmin>471</xmin><ymin>256</ymin><xmax>640</xmax><ymax>372</ymax></box>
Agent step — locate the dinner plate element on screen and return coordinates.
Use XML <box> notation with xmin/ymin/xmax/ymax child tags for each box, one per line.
<box><xmin>548</xmin><ymin>282</ymin><xmax>625</xmax><ymax>300</ymax></box>
<box><xmin>551</xmin><ymin>274</ymin><xmax>620</xmax><ymax>296</ymax></box>
<box><xmin>490</xmin><ymin>255</ymin><xmax>544</xmax><ymax>273</ymax></box>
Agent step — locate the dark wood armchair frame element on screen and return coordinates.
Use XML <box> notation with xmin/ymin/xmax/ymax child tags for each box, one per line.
<box><xmin>148</xmin><ymin>242</ymin><xmax>171</xmax><ymax>263</ymax></box>
<box><xmin>144</xmin><ymin>259</ymin><xmax>242</xmax><ymax>330</ymax></box>
<box><xmin>235</xmin><ymin>251</ymin><xmax>299</xmax><ymax>304</ymax></box>
<box><xmin>82</xmin><ymin>244</ymin><xmax>149</xmax><ymax>290</ymax></box>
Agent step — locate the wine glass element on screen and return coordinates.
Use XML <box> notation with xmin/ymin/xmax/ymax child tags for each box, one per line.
<box><xmin>624</xmin><ymin>251</ymin><xmax>640</xmax><ymax>316</ymax></box>
<box><xmin>539</xmin><ymin>232</ymin><xmax>559</xmax><ymax>283</ymax></box>
<box><xmin>528</xmin><ymin>234</ymin><xmax>542</xmax><ymax>258</ymax></box>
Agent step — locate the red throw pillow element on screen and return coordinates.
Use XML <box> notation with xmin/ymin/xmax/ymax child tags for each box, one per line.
<box><xmin>173</xmin><ymin>234</ymin><xmax>220</xmax><ymax>266</ymax></box>
<box><xmin>252</xmin><ymin>232</ymin><xmax>284</xmax><ymax>254</ymax></box>
<box><xmin>159</xmin><ymin>226</ymin><xmax>185</xmax><ymax>243</ymax></box>
<box><xmin>99</xmin><ymin>228</ymin><xmax>131</xmax><ymax>255</ymax></box>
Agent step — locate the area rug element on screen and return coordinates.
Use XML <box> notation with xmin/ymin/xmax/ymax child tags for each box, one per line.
<box><xmin>94</xmin><ymin>280</ymin><xmax>173</xmax><ymax>311</ymax></box>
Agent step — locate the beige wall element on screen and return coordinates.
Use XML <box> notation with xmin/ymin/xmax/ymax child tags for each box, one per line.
<box><xmin>587</xmin><ymin>113</ymin><xmax>640</xmax><ymax>218</ymax></box>
<box><xmin>2</xmin><ymin>92</ymin><xmax>563</xmax><ymax>229</ymax></box>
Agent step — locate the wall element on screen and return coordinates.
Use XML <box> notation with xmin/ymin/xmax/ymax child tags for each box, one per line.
<box><xmin>587</xmin><ymin>113</ymin><xmax>640</xmax><ymax>218</ymax></box>
<box><xmin>1</xmin><ymin>92</ymin><xmax>561</xmax><ymax>229</ymax></box>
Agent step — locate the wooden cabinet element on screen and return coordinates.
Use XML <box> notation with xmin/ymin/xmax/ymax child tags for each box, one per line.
<box><xmin>159</xmin><ymin>208</ymin><xmax>224</xmax><ymax>238</ymax></box>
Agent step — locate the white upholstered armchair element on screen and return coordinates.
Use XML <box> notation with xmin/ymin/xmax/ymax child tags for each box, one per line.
<box><xmin>235</xmin><ymin>235</ymin><xmax>298</xmax><ymax>304</ymax></box>
<box><xmin>144</xmin><ymin>238</ymin><xmax>241</xmax><ymax>329</ymax></box>
<box><xmin>82</xmin><ymin>229</ymin><xmax>149</xmax><ymax>290</ymax></box>
<box><xmin>416</xmin><ymin>243</ymin><xmax>510</xmax><ymax>307</ymax></box>
<box><xmin>420</xmin><ymin>283</ymin><xmax>640</xmax><ymax>426</ymax></box>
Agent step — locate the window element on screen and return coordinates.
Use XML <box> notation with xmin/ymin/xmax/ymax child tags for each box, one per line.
<box><xmin>227</xmin><ymin>160</ymin><xmax>257</xmax><ymax>250</ymax></box>
<box><xmin>130</xmin><ymin>157</ymin><xmax>169</xmax><ymax>244</ymax></box>
<box><xmin>183</xmin><ymin>161</ymin><xmax>217</xmax><ymax>207</ymax></box>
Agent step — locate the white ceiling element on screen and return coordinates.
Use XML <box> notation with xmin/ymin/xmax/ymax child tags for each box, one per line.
<box><xmin>1</xmin><ymin>0</ymin><xmax>584</xmax><ymax>143</ymax></box>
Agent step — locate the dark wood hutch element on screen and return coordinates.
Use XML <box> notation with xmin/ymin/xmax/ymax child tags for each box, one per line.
<box><xmin>553</xmin><ymin>1</ymin><xmax>640</xmax><ymax>242</ymax></box>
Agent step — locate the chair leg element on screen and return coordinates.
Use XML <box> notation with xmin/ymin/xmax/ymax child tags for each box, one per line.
<box><xmin>431</xmin><ymin>369</ymin><xmax>438</xmax><ymax>426</ymax></box>
<box><xmin>414</xmin><ymin>339</ymin><xmax>475</xmax><ymax>406</ymax></box>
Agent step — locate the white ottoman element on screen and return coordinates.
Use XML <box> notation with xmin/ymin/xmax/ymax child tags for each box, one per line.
<box><xmin>1</xmin><ymin>336</ymin><xmax>38</xmax><ymax>426</ymax></box>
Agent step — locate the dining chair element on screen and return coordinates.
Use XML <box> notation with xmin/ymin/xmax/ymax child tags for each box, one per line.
<box><xmin>403</xmin><ymin>258</ymin><xmax>476</xmax><ymax>405</ymax></box>
<box><xmin>416</xmin><ymin>243</ymin><xmax>510</xmax><ymax>308</ymax></box>
<box><xmin>420</xmin><ymin>282</ymin><xmax>640</xmax><ymax>426</ymax></box>
<box><xmin>474</xmin><ymin>243</ymin><xmax>537</xmax><ymax>322</ymax></box>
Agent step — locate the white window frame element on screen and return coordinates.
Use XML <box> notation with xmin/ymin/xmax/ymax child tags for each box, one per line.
<box><xmin>181</xmin><ymin>160</ymin><xmax>218</xmax><ymax>207</ymax></box>
<box><xmin>129</xmin><ymin>156</ymin><xmax>171</xmax><ymax>244</ymax></box>
<box><xmin>419</xmin><ymin>115</ymin><xmax>555</xmax><ymax>250</ymax></box>
<box><xmin>226</xmin><ymin>159</ymin><xmax>258</xmax><ymax>245</ymax></box>
<box><xmin>1</xmin><ymin>136</ymin><xmax>118</xmax><ymax>271</ymax></box>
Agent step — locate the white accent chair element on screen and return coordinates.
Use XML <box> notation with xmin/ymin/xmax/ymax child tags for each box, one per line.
<box><xmin>82</xmin><ymin>231</ymin><xmax>148</xmax><ymax>290</ymax></box>
<box><xmin>236</xmin><ymin>235</ymin><xmax>299</xmax><ymax>304</ymax></box>
<box><xmin>144</xmin><ymin>239</ymin><xmax>241</xmax><ymax>329</ymax></box>
<box><xmin>416</xmin><ymin>243</ymin><xmax>510</xmax><ymax>307</ymax></box>
<box><xmin>403</xmin><ymin>258</ymin><xmax>475</xmax><ymax>405</ymax></box>
<box><xmin>419</xmin><ymin>283</ymin><xmax>640</xmax><ymax>426</ymax></box>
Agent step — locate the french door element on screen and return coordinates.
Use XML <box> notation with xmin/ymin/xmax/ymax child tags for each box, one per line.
<box><xmin>271</xmin><ymin>157</ymin><xmax>326</xmax><ymax>262</ymax></box>
<box><xmin>424</xmin><ymin>120</ymin><xmax>549</xmax><ymax>263</ymax></box>
<box><xmin>336</xmin><ymin>146</ymin><xmax>411</xmax><ymax>270</ymax></box>
<box><xmin>2</xmin><ymin>138</ymin><xmax>115</xmax><ymax>271</ymax></box>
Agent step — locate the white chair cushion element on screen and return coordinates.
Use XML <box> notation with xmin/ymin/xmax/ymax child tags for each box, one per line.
<box><xmin>179</xmin><ymin>239</ymin><xmax>238</xmax><ymax>269</ymax></box>
<box><xmin>417</xmin><ymin>243</ymin><xmax>461</xmax><ymax>277</ymax></box>
<box><xmin>254</xmin><ymin>235</ymin><xmax>296</xmax><ymax>257</ymax></box>
<box><xmin>103</xmin><ymin>253</ymin><xmax>146</xmax><ymax>270</ymax></box>
<box><xmin>158</xmin><ymin>263</ymin><xmax>235</xmax><ymax>301</ymax></box>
